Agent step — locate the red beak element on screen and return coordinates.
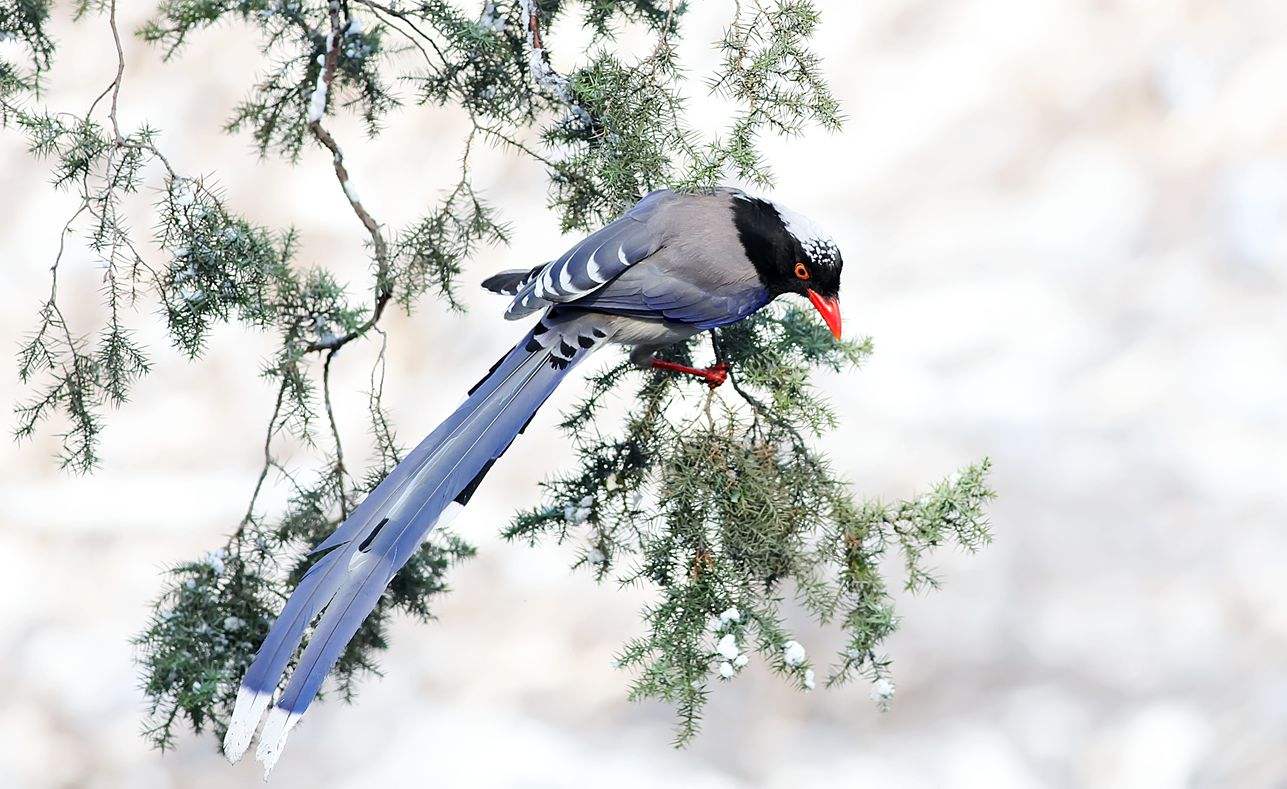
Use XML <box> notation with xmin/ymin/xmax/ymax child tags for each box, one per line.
<box><xmin>806</xmin><ymin>289</ymin><xmax>842</xmax><ymax>340</ymax></box>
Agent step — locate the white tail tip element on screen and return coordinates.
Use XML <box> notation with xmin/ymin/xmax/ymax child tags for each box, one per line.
<box><xmin>255</xmin><ymin>704</ymin><xmax>304</xmax><ymax>780</ymax></box>
<box><xmin>223</xmin><ymin>684</ymin><xmax>273</xmax><ymax>764</ymax></box>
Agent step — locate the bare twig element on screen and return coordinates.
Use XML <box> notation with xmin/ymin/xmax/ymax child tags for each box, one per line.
<box><xmin>107</xmin><ymin>0</ymin><xmax>125</xmax><ymax>142</ymax></box>
<box><xmin>367</xmin><ymin>326</ymin><xmax>402</xmax><ymax>465</ymax></box>
<box><xmin>322</xmin><ymin>347</ymin><xmax>350</xmax><ymax>518</ymax></box>
<box><xmin>235</xmin><ymin>380</ymin><xmax>289</xmax><ymax>538</ymax></box>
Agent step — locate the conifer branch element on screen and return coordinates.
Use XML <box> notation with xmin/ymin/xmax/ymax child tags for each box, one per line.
<box><xmin>4</xmin><ymin>0</ymin><xmax>996</xmax><ymax>750</ymax></box>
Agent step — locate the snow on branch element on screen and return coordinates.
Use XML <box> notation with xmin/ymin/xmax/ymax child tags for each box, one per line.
<box><xmin>519</xmin><ymin>0</ymin><xmax>591</xmax><ymax>127</ymax></box>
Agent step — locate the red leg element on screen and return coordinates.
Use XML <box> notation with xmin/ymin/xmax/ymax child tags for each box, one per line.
<box><xmin>651</xmin><ymin>358</ymin><xmax>729</xmax><ymax>389</ymax></box>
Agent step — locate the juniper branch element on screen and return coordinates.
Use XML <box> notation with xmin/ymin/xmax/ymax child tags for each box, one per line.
<box><xmin>5</xmin><ymin>0</ymin><xmax>996</xmax><ymax>750</ymax></box>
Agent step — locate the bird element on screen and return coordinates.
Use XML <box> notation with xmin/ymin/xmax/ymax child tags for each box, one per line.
<box><xmin>222</xmin><ymin>186</ymin><xmax>844</xmax><ymax>775</ymax></box>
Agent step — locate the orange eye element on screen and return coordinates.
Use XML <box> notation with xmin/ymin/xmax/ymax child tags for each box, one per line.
<box><xmin>794</xmin><ymin>262</ymin><xmax>811</xmax><ymax>280</ymax></box>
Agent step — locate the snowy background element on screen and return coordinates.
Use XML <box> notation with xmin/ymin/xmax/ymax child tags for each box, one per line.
<box><xmin>3</xmin><ymin>1</ymin><xmax>1287</xmax><ymax>787</ymax></box>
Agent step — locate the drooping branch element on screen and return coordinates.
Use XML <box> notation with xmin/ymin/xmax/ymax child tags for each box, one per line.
<box><xmin>13</xmin><ymin>0</ymin><xmax>171</xmax><ymax>471</ymax></box>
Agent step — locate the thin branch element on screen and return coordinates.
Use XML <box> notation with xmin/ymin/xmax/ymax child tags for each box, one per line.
<box><xmin>107</xmin><ymin>0</ymin><xmax>125</xmax><ymax>142</ymax></box>
<box><xmin>304</xmin><ymin>1</ymin><xmax>393</xmax><ymax>355</ymax></box>
<box><xmin>235</xmin><ymin>379</ymin><xmax>289</xmax><ymax>538</ymax></box>
<box><xmin>99</xmin><ymin>0</ymin><xmax>178</xmax><ymax>179</ymax></box>
<box><xmin>710</xmin><ymin>329</ymin><xmax>813</xmax><ymax>454</ymax></box>
<box><xmin>322</xmin><ymin>347</ymin><xmax>350</xmax><ymax>518</ymax></box>
<box><xmin>366</xmin><ymin>326</ymin><xmax>402</xmax><ymax>466</ymax></box>
<box><xmin>351</xmin><ymin>0</ymin><xmax>448</xmax><ymax>65</ymax></box>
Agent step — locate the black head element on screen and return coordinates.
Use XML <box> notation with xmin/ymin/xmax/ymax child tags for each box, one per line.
<box><xmin>731</xmin><ymin>192</ymin><xmax>844</xmax><ymax>338</ymax></box>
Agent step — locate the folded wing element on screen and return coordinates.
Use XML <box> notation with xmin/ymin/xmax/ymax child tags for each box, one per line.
<box><xmin>504</xmin><ymin>189</ymin><xmax>675</xmax><ymax>318</ymax></box>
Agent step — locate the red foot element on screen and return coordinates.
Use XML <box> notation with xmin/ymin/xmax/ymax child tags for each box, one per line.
<box><xmin>702</xmin><ymin>362</ymin><xmax>729</xmax><ymax>388</ymax></box>
<box><xmin>651</xmin><ymin>359</ymin><xmax>729</xmax><ymax>389</ymax></box>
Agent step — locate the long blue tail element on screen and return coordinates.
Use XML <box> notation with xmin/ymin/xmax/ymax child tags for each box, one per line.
<box><xmin>224</xmin><ymin>316</ymin><xmax>601</xmax><ymax>773</ymax></box>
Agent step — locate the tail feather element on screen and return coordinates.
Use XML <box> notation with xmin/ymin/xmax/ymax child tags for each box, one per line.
<box><xmin>226</xmin><ymin>344</ymin><xmax>546</xmax><ymax>760</ymax></box>
<box><xmin>222</xmin><ymin>548</ymin><xmax>348</xmax><ymax>762</ymax></box>
<box><xmin>270</xmin><ymin>358</ymin><xmax>548</xmax><ymax>719</ymax></box>
<box><xmin>224</xmin><ymin>314</ymin><xmax>608</xmax><ymax>774</ymax></box>
<box><xmin>308</xmin><ymin>331</ymin><xmax>540</xmax><ymax>557</ymax></box>
<box><xmin>481</xmin><ymin>265</ymin><xmax>544</xmax><ymax>296</ymax></box>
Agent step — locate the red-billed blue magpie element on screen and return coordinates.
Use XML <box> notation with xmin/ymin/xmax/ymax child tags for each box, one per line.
<box><xmin>224</xmin><ymin>187</ymin><xmax>844</xmax><ymax>774</ymax></box>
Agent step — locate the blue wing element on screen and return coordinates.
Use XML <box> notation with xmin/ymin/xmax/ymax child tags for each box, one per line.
<box><xmin>505</xmin><ymin>189</ymin><xmax>674</xmax><ymax>318</ymax></box>
<box><xmin>507</xmin><ymin>187</ymin><xmax>769</xmax><ymax>329</ymax></box>
<box><xmin>568</xmin><ymin>268</ymin><xmax>769</xmax><ymax>329</ymax></box>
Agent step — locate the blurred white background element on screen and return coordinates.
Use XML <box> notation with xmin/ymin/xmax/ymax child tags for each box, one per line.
<box><xmin>2</xmin><ymin>1</ymin><xmax>1286</xmax><ymax>787</ymax></box>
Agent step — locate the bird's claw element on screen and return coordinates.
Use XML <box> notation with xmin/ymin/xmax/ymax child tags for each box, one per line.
<box><xmin>701</xmin><ymin>362</ymin><xmax>728</xmax><ymax>389</ymax></box>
